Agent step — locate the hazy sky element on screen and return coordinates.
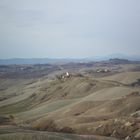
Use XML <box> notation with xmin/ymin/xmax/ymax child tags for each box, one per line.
<box><xmin>0</xmin><ymin>0</ymin><xmax>140</xmax><ymax>58</ymax></box>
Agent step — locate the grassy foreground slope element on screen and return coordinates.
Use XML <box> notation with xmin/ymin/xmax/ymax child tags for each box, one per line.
<box><xmin>0</xmin><ymin>127</ymin><xmax>118</xmax><ymax>140</ymax></box>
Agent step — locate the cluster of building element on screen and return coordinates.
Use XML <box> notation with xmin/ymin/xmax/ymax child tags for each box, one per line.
<box><xmin>56</xmin><ymin>72</ymin><xmax>71</xmax><ymax>80</ymax></box>
<box><xmin>96</xmin><ymin>69</ymin><xmax>110</xmax><ymax>73</ymax></box>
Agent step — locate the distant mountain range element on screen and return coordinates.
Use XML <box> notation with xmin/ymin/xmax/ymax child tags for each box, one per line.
<box><xmin>0</xmin><ymin>54</ymin><xmax>140</xmax><ymax>65</ymax></box>
<box><xmin>0</xmin><ymin>58</ymin><xmax>85</xmax><ymax>65</ymax></box>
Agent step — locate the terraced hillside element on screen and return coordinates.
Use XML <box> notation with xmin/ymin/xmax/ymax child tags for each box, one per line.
<box><xmin>0</xmin><ymin>61</ymin><xmax>140</xmax><ymax>140</ymax></box>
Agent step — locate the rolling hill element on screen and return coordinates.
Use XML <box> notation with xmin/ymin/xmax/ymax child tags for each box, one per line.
<box><xmin>0</xmin><ymin>61</ymin><xmax>140</xmax><ymax>140</ymax></box>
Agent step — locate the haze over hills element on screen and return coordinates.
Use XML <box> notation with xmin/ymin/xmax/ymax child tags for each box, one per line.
<box><xmin>0</xmin><ymin>58</ymin><xmax>85</xmax><ymax>65</ymax></box>
<box><xmin>0</xmin><ymin>54</ymin><xmax>140</xmax><ymax>65</ymax></box>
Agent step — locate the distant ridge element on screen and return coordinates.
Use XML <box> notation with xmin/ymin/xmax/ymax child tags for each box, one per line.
<box><xmin>0</xmin><ymin>58</ymin><xmax>88</xmax><ymax>65</ymax></box>
<box><xmin>0</xmin><ymin>55</ymin><xmax>140</xmax><ymax>65</ymax></box>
